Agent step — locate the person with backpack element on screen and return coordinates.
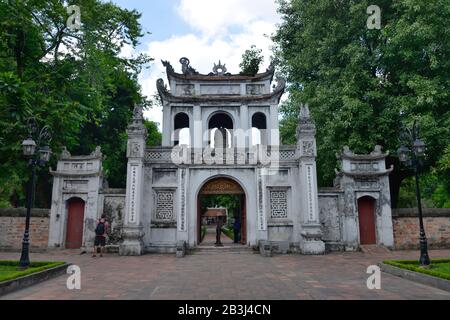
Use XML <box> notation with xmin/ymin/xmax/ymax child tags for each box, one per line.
<box><xmin>93</xmin><ymin>214</ymin><xmax>109</xmax><ymax>257</ymax></box>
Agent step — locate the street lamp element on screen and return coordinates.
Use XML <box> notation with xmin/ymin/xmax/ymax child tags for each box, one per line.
<box><xmin>397</xmin><ymin>120</ymin><xmax>430</xmax><ymax>267</ymax></box>
<box><xmin>19</xmin><ymin>119</ymin><xmax>52</xmax><ymax>269</ymax></box>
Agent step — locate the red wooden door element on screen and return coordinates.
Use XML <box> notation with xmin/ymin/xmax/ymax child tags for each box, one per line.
<box><xmin>241</xmin><ymin>194</ymin><xmax>247</xmax><ymax>244</ymax></box>
<box><xmin>358</xmin><ymin>197</ymin><xmax>376</xmax><ymax>245</ymax></box>
<box><xmin>66</xmin><ymin>198</ymin><xmax>85</xmax><ymax>249</ymax></box>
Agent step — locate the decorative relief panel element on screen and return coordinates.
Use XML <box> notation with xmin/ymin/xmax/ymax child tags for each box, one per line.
<box><xmin>176</xmin><ymin>84</ymin><xmax>195</xmax><ymax>96</ymax></box>
<box><xmin>269</xmin><ymin>190</ymin><xmax>288</xmax><ymax>219</ymax></box>
<box><xmin>246</xmin><ymin>84</ymin><xmax>265</xmax><ymax>95</ymax></box>
<box><xmin>302</xmin><ymin>141</ymin><xmax>315</xmax><ymax>156</ymax></box>
<box><xmin>355</xmin><ymin>179</ymin><xmax>379</xmax><ymax>189</ymax></box>
<box><xmin>63</xmin><ymin>180</ymin><xmax>88</xmax><ymax>190</ymax></box>
<box><xmin>350</xmin><ymin>162</ymin><xmax>379</xmax><ymax>172</ymax></box>
<box><xmin>200</xmin><ymin>178</ymin><xmax>244</xmax><ymax>195</ymax></box>
<box><xmin>200</xmin><ymin>84</ymin><xmax>240</xmax><ymax>95</ymax></box>
<box><xmin>154</xmin><ymin>190</ymin><xmax>174</xmax><ymax>220</ymax></box>
<box><xmin>129</xmin><ymin>142</ymin><xmax>141</xmax><ymax>157</ymax></box>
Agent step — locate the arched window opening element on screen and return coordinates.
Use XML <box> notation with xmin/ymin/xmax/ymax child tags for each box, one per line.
<box><xmin>208</xmin><ymin>113</ymin><xmax>233</xmax><ymax>148</ymax></box>
<box><xmin>174</xmin><ymin>112</ymin><xmax>190</xmax><ymax>146</ymax></box>
<box><xmin>251</xmin><ymin>112</ymin><xmax>267</xmax><ymax>146</ymax></box>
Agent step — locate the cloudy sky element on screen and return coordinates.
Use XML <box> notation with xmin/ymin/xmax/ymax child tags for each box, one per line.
<box><xmin>111</xmin><ymin>0</ymin><xmax>281</xmax><ymax>130</ymax></box>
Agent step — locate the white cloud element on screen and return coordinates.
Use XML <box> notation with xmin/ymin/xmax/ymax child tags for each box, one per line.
<box><xmin>176</xmin><ymin>0</ymin><xmax>279</xmax><ymax>37</ymax></box>
<box><xmin>140</xmin><ymin>0</ymin><xmax>281</xmax><ymax>130</ymax></box>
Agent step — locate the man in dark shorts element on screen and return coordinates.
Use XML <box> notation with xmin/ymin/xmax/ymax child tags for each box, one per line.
<box><xmin>93</xmin><ymin>214</ymin><xmax>109</xmax><ymax>257</ymax></box>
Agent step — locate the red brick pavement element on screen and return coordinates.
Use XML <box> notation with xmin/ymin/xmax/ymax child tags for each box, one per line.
<box><xmin>1</xmin><ymin>249</ymin><xmax>449</xmax><ymax>300</ymax></box>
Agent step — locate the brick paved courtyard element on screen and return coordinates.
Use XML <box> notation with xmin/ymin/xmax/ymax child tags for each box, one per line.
<box><xmin>1</xmin><ymin>249</ymin><xmax>449</xmax><ymax>300</ymax></box>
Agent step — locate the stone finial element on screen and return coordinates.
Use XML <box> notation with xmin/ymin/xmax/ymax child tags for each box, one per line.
<box><xmin>60</xmin><ymin>146</ymin><xmax>71</xmax><ymax>159</ymax></box>
<box><xmin>127</xmin><ymin>104</ymin><xmax>147</xmax><ymax>136</ymax></box>
<box><xmin>296</xmin><ymin>103</ymin><xmax>316</xmax><ymax>140</ymax></box>
<box><xmin>90</xmin><ymin>146</ymin><xmax>102</xmax><ymax>158</ymax></box>
<box><xmin>299</xmin><ymin>103</ymin><xmax>310</xmax><ymax>119</ymax></box>
<box><xmin>371</xmin><ymin>145</ymin><xmax>383</xmax><ymax>156</ymax></box>
<box><xmin>132</xmin><ymin>104</ymin><xmax>143</xmax><ymax>120</ymax></box>
<box><xmin>342</xmin><ymin>146</ymin><xmax>354</xmax><ymax>156</ymax></box>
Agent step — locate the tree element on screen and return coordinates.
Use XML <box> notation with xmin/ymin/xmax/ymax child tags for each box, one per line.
<box><xmin>273</xmin><ymin>0</ymin><xmax>450</xmax><ymax>207</ymax></box>
<box><xmin>239</xmin><ymin>45</ymin><xmax>264</xmax><ymax>76</ymax></box>
<box><xmin>0</xmin><ymin>0</ymin><xmax>159</xmax><ymax>206</ymax></box>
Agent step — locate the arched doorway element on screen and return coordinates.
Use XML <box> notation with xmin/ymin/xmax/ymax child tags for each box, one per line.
<box><xmin>358</xmin><ymin>196</ymin><xmax>376</xmax><ymax>245</ymax></box>
<box><xmin>65</xmin><ymin>197</ymin><xmax>85</xmax><ymax>249</ymax></box>
<box><xmin>197</xmin><ymin>177</ymin><xmax>246</xmax><ymax>245</ymax></box>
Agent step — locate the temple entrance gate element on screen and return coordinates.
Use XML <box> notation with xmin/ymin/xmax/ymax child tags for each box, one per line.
<box><xmin>197</xmin><ymin>177</ymin><xmax>247</xmax><ymax>245</ymax></box>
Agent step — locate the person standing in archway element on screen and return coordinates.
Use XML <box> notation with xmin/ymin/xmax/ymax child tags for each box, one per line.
<box><xmin>233</xmin><ymin>216</ymin><xmax>241</xmax><ymax>244</ymax></box>
<box><xmin>215</xmin><ymin>216</ymin><xmax>224</xmax><ymax>247</ymax></box>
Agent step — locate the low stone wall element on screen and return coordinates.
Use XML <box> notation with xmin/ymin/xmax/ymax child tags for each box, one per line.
<box><xmin>0</xmin><ymin>208</ymin><xmax>50</xmax><ymax>252</ymax></box>
<box><xmin>392</xmin><ymin>208</ymin><xmax>450</xmax><ymax>250</ymax></box>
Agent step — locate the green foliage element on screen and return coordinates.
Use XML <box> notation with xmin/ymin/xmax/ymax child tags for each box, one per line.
<box><xmin>221</xmin><ymin>226</ymin><xmax>234</xmax><ymax>241</ymax></box>
<box><xmin>383</xmin><ymin>259</ymin><xmax>450</xmax><ymax>281</ymax></box>
<box><xmin>398</xmin><ymin>169</ymin><xmax>450</xmax><ymax>208</ymax></box>
<box><xmin>239</xmin><ymin>45</ymin><xmax>264</xmax><ymax>76</ymax></box>
<box><xmin>200</xmin><ymin>194</ymin><xmax>241</xmax><ymax>218</ymax></box>
<box><xmin>145</xmin><ymin>120</ymin><xmax>162</xmax><ymax>146</ymax></box>
<box><xmin>0</xmin><ymin>0</ymin><xmax>159</xmax><ymax>206</ymax></box>
<box><xmin>273</xmin><ymin>0</ymin><xmax>450</xmax><ymax>207</ymax></box>
<box><xmin>0</xmin><ymin>261</ymin><xmax>65</xmax><ymax>283</ymax></box>
<box><xmin>201</xmin><ymin>225</ymin><xmax>207</xmax><ymax>242</ymax></box>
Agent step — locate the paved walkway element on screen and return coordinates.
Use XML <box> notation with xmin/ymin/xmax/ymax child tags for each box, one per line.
<box><xmin>199</xmin><ymin>225</ymin><xmax>234</xmax><ymax>246</ymax></box>
<box><xmin>1</xmin><ymin>249</ymin><xmax>449</xmax><ymax>300</ymax></box>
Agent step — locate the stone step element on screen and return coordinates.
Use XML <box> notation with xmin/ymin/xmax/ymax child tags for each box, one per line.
<box><xmin>190</xmin><ymin>245</ymin><xmax>256</xmax><ymax>255</ymax></box>
<box><xmin>360</xmin><ymin>245</ymin><xmax>392</xmax><ymax>254</ymax></box>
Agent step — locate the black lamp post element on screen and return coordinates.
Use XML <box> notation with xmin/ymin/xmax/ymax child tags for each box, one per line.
<box><xmin>19</xmin><ymin>119</ymin><xmax>52</xmax><ymax>269</ymax></box>
<box><xmin>397</xmin><ymin>120</ymin><xmax>430</xmax><ymax>267</ymax></box>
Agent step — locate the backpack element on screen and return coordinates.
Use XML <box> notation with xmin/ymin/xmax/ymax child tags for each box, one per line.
<box><xmin>95</xmin><ymin>220</ymin><xmax>105</xmax><ymax>236</ymax></box>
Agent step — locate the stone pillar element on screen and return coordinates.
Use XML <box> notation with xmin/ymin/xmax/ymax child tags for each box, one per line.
<box><xmin>240</xmin><ymin>105</ymin><xmax>249</xmax><ymax>149</ymax></box>
<box><xmin>193</xmin><ymin>105</ymin><xmax>202</xmax><ymax>149</ymax></box>
<box><xmin>193</xmin><ymin>104</ymin><xmax>202</xmax><ymax>163</ymax></box>
<box><xmin>296</xmin><ymin>104</ymin><xmax>325</xmax><ymax>254</ymax></box>
<box><xmin>120</xmin><ymin>105</ymin><xmax>147</xmax><ymax>255</ymax></box>
<box><xmin>162</xmin><ymin>102</ymin><xmax>171</xmax><ymax>146</ymax></box>
<box><xmin>268</xmin><ymin>104</ymin><xmax>279</xmax><ymax>146</ymax></box>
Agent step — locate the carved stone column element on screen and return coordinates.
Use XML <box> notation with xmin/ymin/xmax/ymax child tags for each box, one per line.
<box><xmin>296</xmin><ymin>104</ymin><xmax>325</xmax><ymax>254</ymax></box>
<box><xmin>119</xmin><ymin>105</ymin><xmax>147</xmax><ymax>255</ymax></box>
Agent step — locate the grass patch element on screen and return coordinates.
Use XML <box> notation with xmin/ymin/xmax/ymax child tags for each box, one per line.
<box><xmin>221</xmin><ymin>226</ymin><xmax>234</xmax><ymax>241</ymax></box>
<box><xmin>0</xmin><ymin>260</ymin><xmax>65</xmax><ymax>283</ymax></box>
<box><xmin>383</xmin><ymin>258</ymin><xmax>450</xmax><ymax>281</ymax></box>
<box><xmin>201</xmin><ymin>226</ymin><xmax>207</xmax><ymax>242</ymax></box>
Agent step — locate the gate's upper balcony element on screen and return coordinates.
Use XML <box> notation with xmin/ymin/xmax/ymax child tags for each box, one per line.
<box><xmin>155</xmin><ymin>58</ymin><xmax>286</xmax><ymax>149</ymax></box>
<box><xmin>144</xmin><ymin>145</ymin><xmax>299</xmax><ymax>166</ymax></box>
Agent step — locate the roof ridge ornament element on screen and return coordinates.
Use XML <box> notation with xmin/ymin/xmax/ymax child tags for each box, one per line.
<box><xmin>212</xmin><ymin>60</ymin><xmax>228</xmax><ymax>76</ymax></box>
<box><xmin>161</xmin><ymin>60</ymin><xmax>174</xmax><ymax>74</ymax></box>
<box><xmin>179</xmin><ymin>57</ymin><xmax>199</xmax><ymax>75</ymax></box>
